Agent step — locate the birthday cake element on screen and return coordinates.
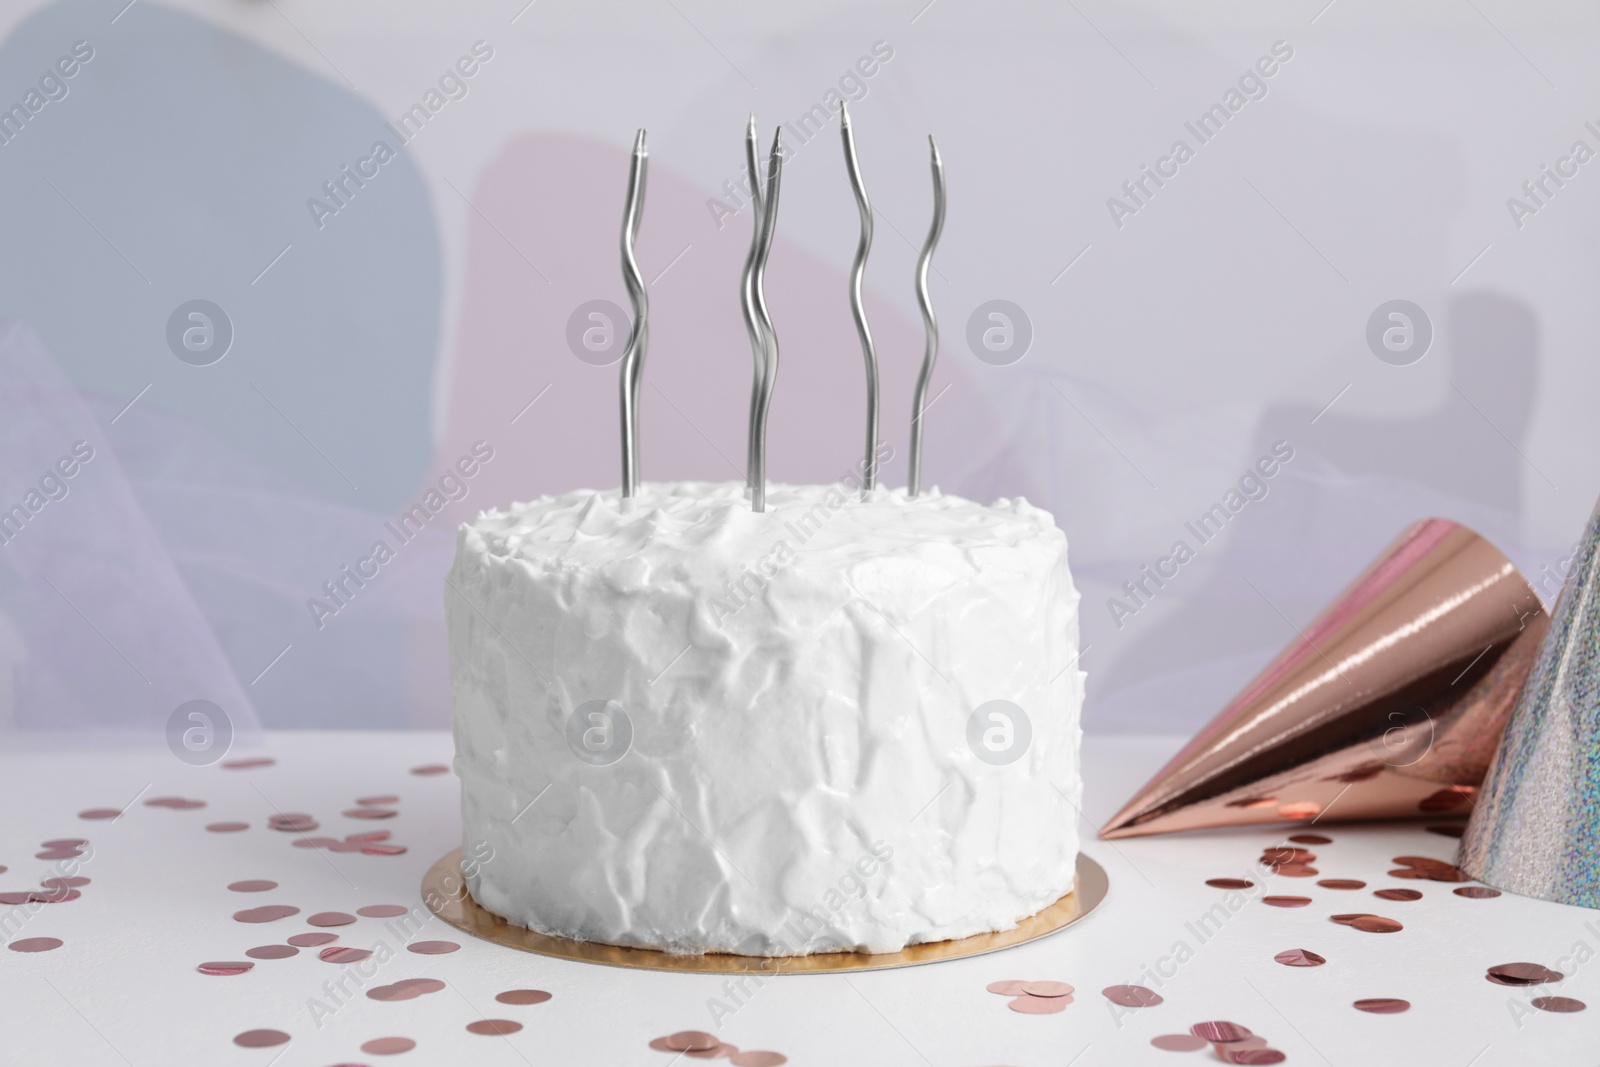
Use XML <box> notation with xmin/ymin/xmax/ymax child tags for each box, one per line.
<box><xmin>446</xmin><ymin>481</ymin><xmax>1084</xmax><ymax>955</ymax></box>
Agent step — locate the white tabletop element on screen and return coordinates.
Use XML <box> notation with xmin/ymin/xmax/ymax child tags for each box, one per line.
<box><xmin>1</xmin><ymin>732</ymin><xmax>1592</xmax><ymax>1066</ymax></box>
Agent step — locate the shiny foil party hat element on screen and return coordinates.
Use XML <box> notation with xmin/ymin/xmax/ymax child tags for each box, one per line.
<box><xmin>1102</xmin><ymin>519</ymin><xmax>1547</xmax><ymax>839</ymax></box>
<box><xmin>1459</xmin><ymin>497</ymin><xmax>1600</xmax><ymax>907</ymax></box>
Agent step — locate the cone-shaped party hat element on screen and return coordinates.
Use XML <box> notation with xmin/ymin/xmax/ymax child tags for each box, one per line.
<box><xmin>1459</xmin><ymin>497</ymin><xmax>1600</xmax><ymax>907</ymax></box>
<box><xmin>1102</xmin><ymin>519</ymin><xmax>1546</xmax><ymax>839</ymax></box>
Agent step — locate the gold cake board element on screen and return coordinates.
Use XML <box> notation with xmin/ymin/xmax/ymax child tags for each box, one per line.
<box><xmin>421</xmin><ymin>848</ymin><xmax>1108</xmax><ymax>974</ymax></box>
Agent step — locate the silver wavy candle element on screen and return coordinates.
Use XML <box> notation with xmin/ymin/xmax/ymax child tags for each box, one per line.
<box><xmin>618</xmin><ymin>128</ymin><xmax>649</xmax><ymax>498</ymax></box>
<box><xmin>739</xmin><ymin>114</ymin><xmax>768</xmax><ymax>496</ymax></box>
<box><xmin>747</xmin><ymin>127</ymin><xmax>784</xmax><ymax>513</ymax></box>
<box><xmin>908</xmin><ymin>135</ymin><xmax>946</xmax><ymax>498</ymax></box>
<box><xmin>839</xmin><ymin>102</ymin><xmax>880</xmax><ymax>491</ymax></box>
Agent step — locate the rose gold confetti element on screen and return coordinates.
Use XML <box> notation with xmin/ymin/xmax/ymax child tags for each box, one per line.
<box><xmin>1330</xmin><ymin>913</ymin><xmax>1369</xmax><ymax>925</ymax></box>
<box><xmin>368</xmin><ymin>984</ymin><xmax>421</xmax><ymax>1003</ymax></box>
<box><xmin>1272</xmin><ymin>864</ymin><xmax>1319</xmax><ymax>878</ymax></box>
<box><xmin>233</xmin><ymin>1029</ymin><xmax>290</xmax><ymax>1048</ymax></box>
<box><xmin>77</xmin><ymin>808</ymin><xmax>121</xmax><ymax>820</ymax></box>
<box><xmin>1206</xmin><ymin>878</ymin><xmax>1255</xmax><ymax>890</ymax></box>
<box><xmin>362</xmin><ymin>844</ymin><xmax>409</xmax><ymax>856</ymax></box>
<box><xmin>1009</xmin><ymin>995</ymin><xmax>1069</xmax><ymax>1013</ymax></box>
<box><xmin>8</xmin><ymin>937</ymin><xmax>63</xmax><ymax>952</ymax></box>
<box><xmin>1387</xmin><ymin>868</ymin><xmax>1430</xmax><ymax>879</ymax></box>
<box><xmin>1102</xmin><ymin>985</ymin><xmax>1163</xmax><ymax>1007</ymax></box>
<box><xmin>29</xmin><ymin>887</ymin><xmax>80</xmax><ymax>903</ymax></box>
<box><xmin>346</xmin><ymin>830</ymin><xmax>392</xmax><ymax>843</ymax></box>
<box><xmin>357</xmin><ymin>795</ymin><xmax>400</xmax><ymax>806</ymax></box>
<box><xmin>1288</xmin><ymin>834</ymin><xmax>1332</xmax><ymax>845</ymax></box>
<box><xmin>1531</xmin><ymin>996</ymin><xmax>1586</xmax><ymax>1013</ymax></box>
<box><xmin>292</xmin><ymin>837</ymin><xmax>340</xmax><ymax>849</ymax></box>
<box><xmin>1021</xmin><ymin>980</ymin><xmax>1074</xmax><ymax>998</ymax></box>
<box><xmin>1274</xmin><ymin>948</ymin><xmax>1326</xmax><ymax>967</ymax></box>
<box><xmin>206</xmin><ymin>821</ymin><xmax>248</xmax><ymax>832</ymax></box>
<box><xmin>687</xmin><ymin>1044</ymin><xmax>738</xmax><ymax>1060</ymax></box>
<box><xmin>1374</xmin><ymin>888</ymin><xmax>1423</xmax><ymax>902</ymax></box>
<box><xmin>467</xmin><ymin>1019</ymin><xmax>523</xmax><ymax>1036</ymax></box>
<box><xmin>1350</xmin><ymin>915</ymin><xmax>1403</xmax><ymax>933</ymax></box>
<box><xmin>344</xmin><ymin>808</ymin><xmax>398</xmax><ymax>820</ymax></box>
<box><xmin>0</xmin><ymin>865</ymin><xmax>6</xmax><ymax>874</ymax></box>
<box><xmin>665</xmin><ymin>1032</ymin><xmax>721</xmax><ymax>1052</ymax></box>
<box><xmin>198</xmin><ymin>961</ymin><xmax>255</xmax><ymax>976</ymax></box>
<box><xmin>269</xmin><ymin>815</ymin><xmax>318</xmax><ymax>832</ymax></box>
<box><xmin>308</xmin><ymin>912</ymin><xmax>357</xmax><ymax>927</ymax></box>
<box><xmin>1353</xmin><ymin>998</ymin><xmax>1410</xmax><ymax>1014</ymax></box>
<box><xmin>234</xmin><ymin>905</ymin><xmax>299</xmax><ymax>923</ymax></box>
<box><xmin>1262</xmin><ymin>896</ymin><xmax>1312</xmax><ymax>908</ymax></box>
<box><xmin>1261</xmin><ymin>848</ymin><xmax>1317</xmax><ymax>864</ymax></box>
<box><xmin>358</xmin><ymin>905</ymin><xmax>411</xmax><ymax>918</ymax></box>
<box><xmin>40</xmin><ymin>838</ymin><xmax>86</xmax><ymax>848</ymax></box>
<box><xmin>221</xmin><ymin>757</ymin><xmax>275</xmax><ymax>769</ymax></box>
<box><xmin>1190</xmin><ymin>1021</ymin><xmax>1252</xmax><ymax>1043</ymax></box>
<box><xmin>1152</xmin><ymin>1033</ymin><xmax>1209</xmax><ymax>1051</ymax></box>
<box><xmin>1391</xmin><ymin>855</ymin><xmax>1452</xmax><ymax>870</ymax></box>
<box><xmin>327</xmin><ymin>841</ymin><xmax>366</xmax><ymax>853</ymax></box>
<box><xmin>1317</xmin><ymin>879</ymin><xmax>1366</xmax><ymax>890</ymax></box>
<box><xmin>986</xmin><ymin>980</ymin><xmax>1029</xmax><ymax>995</ymax></box>
<box><xmin>649</xmin><ymin>1038</ymin><xmax>675</xmax><ymax>1052</ymax></box>
<box><xmin>1424</xmin><ymin>867</ymin><xmax>1469</xmax><ymax>883</ymax></box>
<box><xmin>729</xmin><ymin>1054</ymin><xmax>787</xmax><ymax>1067</ymax></box>
<box><xmin>1454</xmin><ymin>886</ymin><xmax>1501</xmax><ymax>899</ymax></box>
<box><xmin>396</xmin><ymin>979</ymin><xmax>445</xmax><ymax>994</ymax></box>
<box><xmin>1489</xmin><ymin>962</ymin><xmax>1563</xmax><ymax>984</ymax></box>
<box><xmin>229</xmin><ymin>879</ymin><xmax>278</xmax><ymax>893</ymax></box>
<box><xmin>288</xmin><ymin>931</ymin><xmax>337</xmax><ymax>947</ymax></box>
<box><xmin>145</xmin><ymin>797</ymin><xmax>205</xmax><ymax>809</ymax></box>
<box><xmin>406</xmin><ymin>940</ymin><xmax>459</xmax><ymax>955</ymax></box>
<box><xmin>1227</xmin><ymin>1037</ymin><xmax>1270</xmax><ymax>1051</ymax></box>
<box><xmin>246</xmin><ymin>944</ymin><xmax>298</xmax><ymax>959</ymax></box>
<box><xmin>320</xmin><ymin>946</ymin><xmax>373</xmax><ymax>964</ymax></box>
<box><xmin>360</xmin><ymin>1036</ymin><xmax>416</xmax><ymax>1054</ymax></box>
<box><xmin>1225</xmin><ymin>1050</ymin><xmax>1286</xmax><ymax>1065</ymax></box>
<box><xmin>411</xmin><ymin>763</ymin><xmax>450</xmax><ymax>775</ymax></box>
<box><xmin>0</xmin><ymin>892</ymin><xmax>32</xmax><ymax>905</ymax></box>
<box><xmin>40</xmin><ymin>877</ymin><xmax>89</xmax><ymax>889</ymax></box>
<box><xmin>495</xmin><ymin>989</ymin><xmax>553</xmax><ymax>1005</ymax></box>
<box><xmin>34</xmin><ymin>850</ymin><xmax>83</xmax><ymax>861</ymax></box>
<box><xmin>1426</xmin><ymin>823</ymin><xmax>1466</xmax><ymax>838</ymax></box>
<box><xmin>1277</xmin><ymin>801</ymin><xmax>1321</xmax><ymax>819</ymax></box>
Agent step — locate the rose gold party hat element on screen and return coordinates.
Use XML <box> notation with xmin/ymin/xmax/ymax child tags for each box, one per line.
<box><xmin>1101</xmin><ymin>519</ymin><xmax>1546</xmax><ymax>839</ymax></box>
<box><xmin>1459</xmin><ymin>497</ymin><xmax>1600</xmax><ymax>907</ymax></box>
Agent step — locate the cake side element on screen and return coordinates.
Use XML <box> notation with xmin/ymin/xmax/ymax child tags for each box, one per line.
<box><xmin>446</xmin><ymin>481</ymin><xmax>1083</xmax><ymax>955</ymax></box>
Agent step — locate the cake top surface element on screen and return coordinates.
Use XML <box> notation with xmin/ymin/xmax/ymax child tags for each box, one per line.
<box><xmin>461</xmin><ymin>481</ymin><xmax>1063</xmax><ymax>570</ymax></box>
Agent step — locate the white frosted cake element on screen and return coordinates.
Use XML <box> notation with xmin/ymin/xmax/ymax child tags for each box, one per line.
<box><xmin>445</xmin><ymin>481</ymin><xmax>1084</xmax><ymax>955</ymax></box>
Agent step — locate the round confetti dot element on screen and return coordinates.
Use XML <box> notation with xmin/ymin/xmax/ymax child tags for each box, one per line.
<box><xmin>1228</xmin><ymin>1050</ymin><xmax>1287</xmax><ymax>1065</ymax></box>
<box><xmin>466</xmin><ymin>1019</ymin><xmax>522</xmax><ymax>1036</ymax></box>
<box><xmin>986</xmin><ymin>979</ymin><xmax>1029</xmax><ymax>995</ymax></box>
<box><xmin>358</xmin><ymin>904</ymin><xmax>411</xmax><ymax>918</ymax></box>
<box><xmin>1262</xmin><ymin>896</ymin><xmax>1312</xmax><ymax>908</ymax></box>
<box><xmin>665</xmin><ymin>1032</ymin><xmax>720</xmax><ymax>1052</ymax></box>
<box><xmin>77</xmin><ymin>808</ymin><xmax>122</xmax><ymax>820</ymax></box>
<box><xmin>1274</xmin><ymin>948</ymin><xmax>1326</xmax><ymax>967</ymax></box>
<box><xmin>246</xmin><ymin>945</ymin><xmax>299</xmax><ymax>960</ymax></box>
<box><xmin>344</xmin><ymin>808</ymin><xmax>398</xmax><ymax>820</ymax></box>
<box><xmin>29</xmin><ymin>887</ymin><xmax>81</xmax><ymax>903</ymax></box>
<box><xmin>495</xmin><ymin>989</ymin><xmax>553</xmax><ymax>1005</ymax></box>
<box><xmin>1261</xmin><ymin>848</ymin><xmax>1316</xmax><ymax>863</ymax></box>
<box><xmin>229</xmin><ymin>880</ymin><xmax>278</xmax><ymax>893</ymax></box>
<box><xmin>1287</xmin><ymin>833</ymin><xmax>1332</xmax><ymax>844</ymax></box>
<box><xmin>320</xmin><ymin>947</ymin><xmax>373</xmax><ymax>964</ymax></box>
<box><xmin>221</xmin><ymin>757</ymin><xmax>275</xmax><ymax>769</ymax></box>
<box><xmin>1531</xmin><ymin>996</ymin><xmax>1586</xmax><ymax>1013</ymax></box>
<box><xmin>206</xmin><ymin>822</ymin><xmax>249</xmax><ymax>833</ymax></box>
<box><xmin>0</xmin><ymin>893</ymin><xmax>33</xmax><ymax>905</ymax></box>
<box><xmin>1489</xmin><ymin>962</ymin><xmax>1564</xmax><ymax>984</ymax></box>
<box><xmin>1353</xmin><ymin>998</ymin><xmax>1411</xmax><ymax>1014</ymax></box>
<box><xmin>1102</xmin><ymin>984</ymin><xmax>1163</xmax><ymax>1007</ymax></box>
<box><xmin>233</xmin><ymin>1030</ymin><xmax>290</xmax><ymax>1048</ymax></box>
<box><xmin>1206</xmin><ymin>878</ymin><xmax>1254</xmax><ymax>890</ymax></box>
<box><xmin>360</xmin><ymin>1036</ymin><xmax>417</xmax><ymax>1055</ymax></box>
<box><xmin>1272</xmin><ymin>864</ymin><xmax>1319</xmax><ymax>878</ymax></box>
<box><xmin>406</xmin><ymin>940</ymin><xmax>459</xmax><ymax>955</ymax></box>
<box><xmin>35</xmin><ymin>850</ymin><xmax>83</xmax><ymax>861</ymax></box>
<box><xmin>394</xmin><ymin>978</ymin><xmax>445</xmax><ymax>995</ymax></box>
<box><xmin>1190</xmin><ymin>1021</ymin><xmax>1252</xmax><ymax>1043</ymax></box>
<box><xmin>234</xmin><ymin>905</ymin><xmax>299</xmax><ymax>923</ymax></box>
<box><xmin>1317</xmin><ymin>879</ymin><xmax>1366</xmax><ymax>890</ymax></box>
<box><xmin>1350</xmin><ymin>915</ymin><xmax>1403</xmax><ymax>934</ymax></box>
<box><xmin>362</xmin><ymin>844</ymin><xmax>409</xmax><ymax>856</ymax></box>
<box><xmin>288</xmin><ymin>931</ymin><xmax>338</xmax><ymax>947</ymax></box>
<box><xmin>1152</xmin><ymin>1033</ymin><xmax>1209</xmax><ymax>1051</ymax></box>
<box><xmin>1021</xmin><ymin>980</ymin><xmax>1073</xmax><ymax>998</ymax></box>
<box><xmin>1009</xmin><ymin>994</ymin><xmax>1069</xmax><ymax>1013</ymax></box>
<box><xmin>1454</xmin><ymin>886</ymin><xmax>1501</xmax><ymax>899</ymax></box>
<box><xmin>308</xmin><ymin>912</ymin><xmax>357</xmax><ymax>927</ymax></box>
<box><xmin>40</xmin><ymin>838</ymin><xmax>86</xmax><ymax>849</ymax></box>
<box><xmin>410</xmin><ymin>764</ymin><xmax>450</xmax><ymax>776</ymax></box>
<box><xmin>198</xmin><ymin>961</ymin><xmax>255</xmax><ymax>976</ymax></box>
<box><xmin>357</xmin><ymin>795</ymin><xmax>399</xmax><ymax>806</ymax></box>
<box><xmin>1374</xmin><ymin>888</ymin><xmax>1423</xmax><ymax>902</ymax></box>
<box><xmin>40</xmin><ymin>877</ymin><xmax>88</xmax><ymax>889</ymax></box>
<box><xmin>730</xmin><ymin>1053</ymin><xmax>788</xmax><ymax>1066</ymax></box>
<box><xmin>7</xmin><ymin>937</ymin><xmax>63</xmax><ymax>953</ymax></box>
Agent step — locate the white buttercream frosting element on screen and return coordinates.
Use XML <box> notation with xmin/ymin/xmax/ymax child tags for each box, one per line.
<box><xmin>446</xmin><ymin>481</ymin><xmax>1083</xmax><ymax>955</ymax></box>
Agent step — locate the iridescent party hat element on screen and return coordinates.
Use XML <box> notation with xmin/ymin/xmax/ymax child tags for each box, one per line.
<box><xmin>1102</xmin><ymin>519</ymin><xmax>1546</xmax><ymax>839</ymax></box>
<box><xmin>1459</xmin><ymin>497</ymin><xmax>1600</xmax><ymax>907</ymax></box>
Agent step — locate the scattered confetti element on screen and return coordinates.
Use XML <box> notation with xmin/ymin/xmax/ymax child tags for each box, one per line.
<box><xmin>1206</xmin><ymin>878</ymin><xmax>1254</xmax><ymax>890</ymax></box>
<box><xmin>1190</xmin><ymin>1021</ymin><xmax>1252</xmax><ymax>1043</ymax></box>
<box><xmin>1454</xmin><ymin>886</ymin><xmax>1501</xmax><ymax>899</ymax></box>
<box><xmin>288</xmin><ymin>931</ymin><xmax>338</xmax><ymax>947</ymax></box>
<box><xmin>77</xmin><ymin>808</ymin><xmax>121</xmax><ymax>820</ymax></box>
<box><xmin>1531</xmin><ymin>996</ymin><xmax>1587</xmax><ymax>1013</ymax></box>
<box><xmin>1021</xmin><ymin>980</ymin><xmax>1073</xmax><ymax>998</ymax></box>
<box><xmin>1009</xmin><ymin>995</ymin><xmax>1069</xmax><ymax>1014</ymax></box>
<box><xmin>228</xmin><ymin>880</ymin><xmax>278</xmax><ymax>893</ymax></box>
<box><xmin>320</xmin><ymin>947</ymin><xmax>373</xmax><ymax>964</ymax></box>
<box><xmin>495</xmin><ymin>989</ymin><xmax>553</xmax><ymax>1005</ymax></box>
<box><xmin>665</xmin><ymin>1032</ymin><xmax>720</xmax><ymax>1052</ymax></box>
<box><xmin>1152</xmin><ymin>1033</ymin><xmax>1208</xmax><ymax>1051</ymax></box>
<box><xmin>1262</xmin><ymin>896</ymin><xmax>1312</xmax><ymax>908</ymax></box>
<box><xmin>729</xmin><ymin>1054</ymin><xmax>787</xmax><ymax>1067</ymax></box>
<box><xmin>407</xmin><ymin>940</ymin><xmax>460</xmax><ymax>955</ymax></box>
<box><xmin>370</xmin><ymin>978</ymin><xmax>446</xmax><ymax>1002</ymax></box>
<box><xmin>1317</xmin><ymin>879</ymin><xmax>1366</xmax><ymax>890</ymax></box>
<box><xmin>205</xmin><ymin>822</ymin><xmax>249</xmax><ymax>833</ymax></box>
<box><xmin>467</xmin><ymin>1019</ymin><xmax>523</xmax><ymax>1035</ymax></box>
<box><xmin>197</xmin><ymin>961</ymin><xmax>254</xmax><ymax>976</ymax></box>
<box><xmin>221</xmin><ymin>757</ymin><xmax>275</xmax><ymax>770</ymax></box>
<box><xmin>308</xmin><ymin>912</ymin><xmax>357</xmax><ymax>927</ymax></box>
<box><xmin>144</xmin><ymin>797</ymin><xmax>205</xmax><ymax>810</ymax></box>
<box><xmin>1103</xmin><ymin>985</ymin><xmax>1163</xmax><ymax>1007</ymax></box>
<box><xmin>1274</xmin><ymin>948</ymin><xmax>1326</xmax><ymax>967</ymax></box>
<box><xmin>233</xmin><ymin>1030</ymin><xmax>290</xmax><ymax>1048</ymax></box>
<box><xmin>358</xmin><ymin>904</ymin><xmax>411</xmax><ymax>918</ymax></box>
<box><xmin>1374</xmin><ymin>888</ymin><xmax>1423</xmax><ymax>901</ymax></box>
<box><xmin>1487</xmin><ymin>962</ymin><xmax>1563</xmax><ymax>985</ymax></box>
<box><xmin>1287</xmin><ymin>834</ymin><xmax>1332</xmax><ymax>845</ymax></box>
<box><xmin>234</xmin><ymin>905</ymin><xmax>300</xmax><ymax>923</ymax></box>
<box><xmin>360</xmin><ymin>1036</ymin><xmax>417</xmax><ymax>1054</ymax></box>
<box><xmin>410</xmin><ymin>764</ymin><xmax>450</xmax><ymax>776</ymax></box>
<box><xmin>1272</xmin><ymin>864</ymin><xmax>1319</xmax><ymax>878</ymax></box>
<box><xmin>246</xmin><ymin>945</ymin><xmax>298</xmax><ymax>960</ymax></box>
<box><xmin>7</xmin><ymin>937</ymin><xmax>63</xmax><ymax>953</ymax></box>
<box><xmin>344</xmin><ymin>808</ymin><xmax>398</xmax><ymax>820</ymax></box>
<box><xmin>1353</xmin><ymin>998</ymin><xmax>1410</xmax><ymax>1014</ymax></box>
<box><xmin>986</xmin><ymin>980</ymin><xmax>1029</xmax><ymax>995</ymax></box>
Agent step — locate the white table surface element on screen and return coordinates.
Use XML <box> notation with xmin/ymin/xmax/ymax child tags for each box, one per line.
<box><xmin>1</xmin><ymin>732</ymin><xmax>1593</xmax><ymax>1067</ymax></box>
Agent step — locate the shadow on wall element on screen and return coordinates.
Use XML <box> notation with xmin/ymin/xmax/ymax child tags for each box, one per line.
<box><xmin>1089</xmin><ymin>290</ymin><xmax>1540</xmax><ymax>734</ymax></box>
<box><xmin>0</xmin><ymin>0</ymin><xmax>442</xmax><ymax>730</ymax></box>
